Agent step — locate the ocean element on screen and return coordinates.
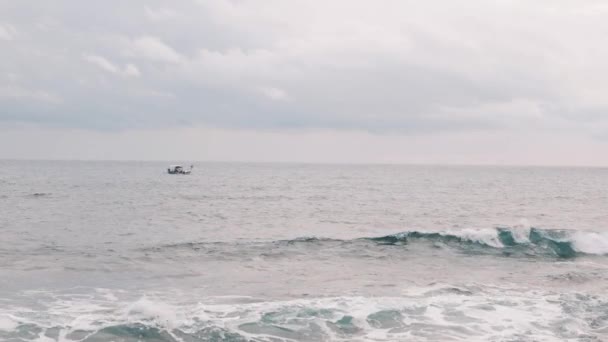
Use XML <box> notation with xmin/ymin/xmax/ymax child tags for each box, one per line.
<box><xmin>1</xmin><ymin>160</ymin><xmax>607</xmax><ymax>341</ymax></box>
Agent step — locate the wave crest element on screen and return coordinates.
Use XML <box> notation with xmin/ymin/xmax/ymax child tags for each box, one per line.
<box><xmin>146</xmin><ymin>227</ymin><xmax>608</xmax><ymax>260</ymax></box>
<box><xmin>370</xmin><ymin>227</ymin><xmax>608</xmax><ymax>258</ymax></box>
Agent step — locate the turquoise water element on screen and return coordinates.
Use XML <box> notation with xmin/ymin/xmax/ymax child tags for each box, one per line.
<box><xmin>1</xmin><ymin>161</ymin><xmax>607</xmax><ymax>341</ymax></box>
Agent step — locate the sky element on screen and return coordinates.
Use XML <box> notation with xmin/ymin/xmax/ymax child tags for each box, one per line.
<box><xmin>1</xmin><ymin>0</ymin><xmax>607</xmax><ymax>165</ymax></box>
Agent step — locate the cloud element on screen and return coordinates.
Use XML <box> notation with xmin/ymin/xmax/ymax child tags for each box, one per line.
<box><xmin>0</xmin><ymin>23</ymin><xmax>17</xmax><ymax>40</ymax></box>
<box><xmin>1</xmin><ymin>0</ymin><xmax>608</xmax><ymax>142</ymax></box>
<box><xmin>132</xmin><ymin>36</ymin><xmax>182</xmax><ymax>63</ymax></box>
<box><xmin>83</xmin><ymin>54</ymin><xmax>141</xmax><ymax>77</ymax></box>
<box><xmin>144</xmin><ymin>6</ymin><xmax>179</xmax><ymax>21</ymax></box>
<box><xmin>124</xmin><ymin>63</ymin><xmax>141</xmax><ymax>77</ymax></box>
<box><xmin>83</xmin><ymin>54</ymin><xmax>119</xmax><ymax>73</ymax></box>
<box><xmin>259</xmin><ymin>86</ymin><xmax>288</xmax><ymax>101</ymax></box>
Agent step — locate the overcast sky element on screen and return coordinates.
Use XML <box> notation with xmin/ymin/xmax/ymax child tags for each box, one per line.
<box><xmin>1</xmin><ymin>0</ymin><xmax>607</xmax><ymax>165</ymax></box>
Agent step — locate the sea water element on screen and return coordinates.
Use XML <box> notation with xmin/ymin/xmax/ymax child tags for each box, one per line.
<box><xmin>1</xmin><ymin>161</ymin><xmax>607</xmax><ymax>341</ymax></box>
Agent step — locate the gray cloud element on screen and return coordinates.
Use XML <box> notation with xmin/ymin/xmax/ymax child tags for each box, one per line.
<box><xmin>1</xmin><ymin>0</ymin><xmax>608</xmax><ymax>138</ymax></box>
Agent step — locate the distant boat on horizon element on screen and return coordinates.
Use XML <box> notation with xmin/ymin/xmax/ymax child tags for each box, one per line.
<box><xmin>167</xmin><ymin>164</ymin><xmax>193</xmax><ymax>175</ymax></box>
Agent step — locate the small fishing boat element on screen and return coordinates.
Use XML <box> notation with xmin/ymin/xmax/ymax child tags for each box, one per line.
<box><xmin>167</xmin><ymin>165</ymin><xmax>193</xmax><ymax>174</ymax></box>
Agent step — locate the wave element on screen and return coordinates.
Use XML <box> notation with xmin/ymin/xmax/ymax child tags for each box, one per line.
<box><xmin>276</xmin><ymin>227</ymin><xmax>608</xmax><ymax>258</ymax></box>
<box><xmin>2</xmin><ymin>286</ymin><xmax>607</xmax><ymax>341</ymax></box>
<box><xmin>367</xmin><ymin>227</ymin><xmax>608</xmax><ymax>258</ymax></box>
<box><xmin>147</xmin><ymin>227</ymin><xmax>608</xmax><ymax>260</ymax></box>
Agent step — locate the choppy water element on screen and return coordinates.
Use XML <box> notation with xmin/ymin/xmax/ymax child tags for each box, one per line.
<box><xmin>1</xmin><ymin>161</ymin><xmax>608</xmax><ymax>341</ymax></box>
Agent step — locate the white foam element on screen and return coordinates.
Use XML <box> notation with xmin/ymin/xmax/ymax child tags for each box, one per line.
<box><xmin>2</xmin><ymin>285</ymin><xmax>607</xmax><ymax>341</ymax></box>
<box><xmin>404</xmin><ymin>224</ymin><xmax>608</xmax><ymax>256</ymax></box>
<box><xmin>449</xmin><ymin>228</ymin><xmax>503</xmax><ymax>247</ymax></box>
<box><xmin>32</xmin><ymin>335</ymin><xmax>57</xmax><ymax>342</ymax></box>
<box><xmin>510</xmin><ymin>219</ymin><xmax>533</xmax><ymax>243</ymax></box>
<box><xmin>94</xmin><ymin>288</ymin><xmax>119</xmax><ymax>302</ymax></box>
<box><xmin>126</xmin><ymin>296</ymin><xmax>182</xmax><ymax>330</ymax></box>
<box><xmin>448</xmin><ymin>220</ymin><xmax>533</xmax><ymax>247</ymax></box>
<box><xmin>571</xmin><ymin>231</ymin><xmax>608</xmax><ymax>255</ymax></box>
<box><xmin>0</xmin><ymin>315</ymin><xmax>19</xmax><ymax>331</ymax></box>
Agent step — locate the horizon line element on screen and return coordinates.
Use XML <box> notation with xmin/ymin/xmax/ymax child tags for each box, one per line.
<box><xmin>1</xmin><ymin>158</ymin><xmax>607</xmax><ymax>169</ymax></box>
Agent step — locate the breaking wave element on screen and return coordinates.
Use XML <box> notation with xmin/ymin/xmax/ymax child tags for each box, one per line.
<box><xmin>151</xmin><ymin>227</ymin><xmax>608</xmax><ymax>259</ymax></box>
<box><xmin>1</xmin><ymin>285</ymin><xmax>607</xmax><ymax>341</ymax></box>
<box><xmin>368</xmin><ymin>227</ymin><xmax>608</xmax><ymax>258</ymax></box>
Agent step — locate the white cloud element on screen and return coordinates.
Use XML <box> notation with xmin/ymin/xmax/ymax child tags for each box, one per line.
<box><xmin>144</xmin><ymin>6</ymin><xmax>178</xmax><ymax>21</ymax></box>
<box><xmin>132</xmin><ymin>36</ymin><xmax>182</xmax><ymax>63</ymax></box>
<box><xmin>259</xmin><ymin>86</ymin><xmax>288</xmax><ymax>101</ymax></box>
<box><xmin>0</xmin><ymin>23</ymin><xmax>17</xmax><ymax>40</ymax></box>
<box><xmin>83</xmin><ymin>54</ymin><xmax>119</xmax><ymax>73</ymax></box>
<box><xmin>83</xmin><ymin>54</ymin><xmax>141</xmax><ymax>77</ymax></box>
<box><xmin>124</xmin><ymin>63</ymin><xmax>141</xmax><ymax>77</ymax></box>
